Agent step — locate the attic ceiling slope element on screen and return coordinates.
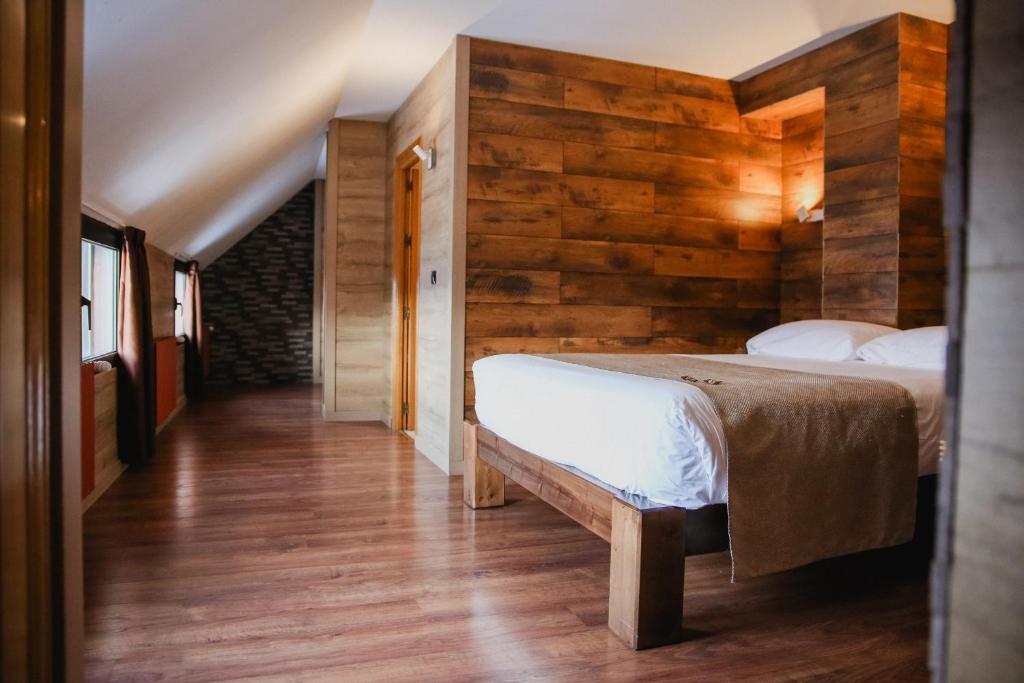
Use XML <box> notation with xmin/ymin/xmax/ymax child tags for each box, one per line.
<box><xmin>83</xmin><ymin>0</ymin><xmax>373</xmax><ymax>265</ymax></box>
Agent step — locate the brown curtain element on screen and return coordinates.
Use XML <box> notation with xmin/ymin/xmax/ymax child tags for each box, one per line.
<box><xmin>117</xmin><ymin>226</ymin><xmax>156</xmax><ymax>465</ymax></box>
<box><xmin>183</xmin><ymin>260</ymin><xmax>205</xmax><ymax>400</ymax></box>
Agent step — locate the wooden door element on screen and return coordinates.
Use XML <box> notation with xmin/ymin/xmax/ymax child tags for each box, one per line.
<box><xmin>392</xmin><ymin>146</ymin><xmax>421</xmax><ymax>431</ymax></box>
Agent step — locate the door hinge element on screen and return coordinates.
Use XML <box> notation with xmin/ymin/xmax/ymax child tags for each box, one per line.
<box><xmin>402</xmin><ymin>402</ymin><xmax>409</xmax><ymax>416</ymax></box>
<box><xmin>404</xmin><ymin>234</ymin><xmax>412</xmax><ymax>247</ymax></box>
<box><xmin>406</xmin><ymin>179</ymin><xmax>414</xmax><ymax>191</ymax></box>
<box><xmin>403</xmin><ymin>306</ymin><xmax>411</xmax><ymax>320</ymax></box>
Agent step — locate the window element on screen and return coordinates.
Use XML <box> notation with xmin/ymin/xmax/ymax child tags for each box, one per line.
<box><xmin>174</xmin><ymin>268</ymin><xmax>187</xmax><ymax>337</ymax></box>
<box><xmin>81</xmin><ymin>239</ymin><xmax>119</xmax><ymax>360</ymax></box>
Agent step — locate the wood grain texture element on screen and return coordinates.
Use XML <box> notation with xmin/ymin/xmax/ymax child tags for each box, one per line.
<box><xmin>81</xmin><ymin>368</ymin><xmax>124</xmax><ymax>514</ymax></box>
<box><xmin>147</xmin><ymin>244</ymin><xmax>176</xmax><ymax>340</ymax></box>
<box><xmin>464</xmin><ymin>39</ymin><xmax>783</xmax><ymax>415</ymax></box>
<box><xmin>608</xmin><ymin>501</ymin><xmax>686</xmax><ymax>649</ymax></box>
<box><xmin>462</xmin><ymin>421</ymin><xmax>504</xmax><ymax>508</ymax></box>
<box><xmin>386</xmin><ymin>40</ymin><xmax>461</xmax><ymax>471</ymax></box>
<box><xmin>778</xmin><ymin>109</ymin><xmax>824</xmax><ymax>319</ymax></box>
<box><xmin>461</xmin><ymin>19</ymin><xmax>948</xmax><ymax>418</ymax></box>
<box><xmin>736</xmin><ymin>13</ymin><xmax>948</xmax><ymax>325</ymax></box>
<box><xmin>82</xmin><ymin>386</ymin><xmax>933</xmax><ymax>680</ymax></box>
<box><xmin>896</xmin><ymin>17</ymin><xmax>948</xmax><ymax>325</ymax></box>
<box><xmin>327</xmin><ymin>120</ymin><xmax>388</xmax><ymax>420</ymax></box>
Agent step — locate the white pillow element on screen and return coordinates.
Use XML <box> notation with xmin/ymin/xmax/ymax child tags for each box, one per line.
<box><xmin>746</xmin><ymin>320</ymin><xmax>899</xmax><ymax>361</ymax></box>
<box><xmin>856</xmin><ymin>326</ymin><xmax>947</xmax><ymax>370</ymax></box>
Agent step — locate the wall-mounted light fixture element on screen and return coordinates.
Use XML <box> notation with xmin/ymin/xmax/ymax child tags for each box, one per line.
<box><xmin>796</xmin><ymin>204</ymin><xmax>824</xmax><ymax>223</ymax></box>
<box><xmin>412</xmin><ymin>144</ymin><xmax>436</xmax><ymax>170</ymax></box>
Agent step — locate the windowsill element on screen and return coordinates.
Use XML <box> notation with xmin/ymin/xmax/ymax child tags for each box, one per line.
<box><xmin>82</xmin><ymin>351</ymin><xmax>118</xmax><ymax>366</ymax></box>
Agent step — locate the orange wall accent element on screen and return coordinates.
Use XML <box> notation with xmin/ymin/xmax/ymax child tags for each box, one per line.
<box><xmin>155</xmin><ymin>337</ymin><xmax>178</xmax><ymax>426</ymax></box>
<box><xmin>81</xmin><ymin>363</ymin><xmax>96</xmax><ymax>499</ymax></box>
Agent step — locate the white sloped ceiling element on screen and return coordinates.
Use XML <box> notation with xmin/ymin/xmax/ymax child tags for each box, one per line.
<box><xmin>83</xmin><ymin>0</ymin><xmax>952</xmax><ymax>265</ymax></box>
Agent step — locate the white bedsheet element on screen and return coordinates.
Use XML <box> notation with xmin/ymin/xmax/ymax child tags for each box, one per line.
<box><xmin>472</xmin><ymin>354</ymin><xmax>944</xmax><ymax>508</ymax></box>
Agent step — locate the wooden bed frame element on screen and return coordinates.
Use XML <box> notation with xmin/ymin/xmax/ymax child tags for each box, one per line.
<box><xmin>464</xmin><ymin>419</ymin><xmax>938</xmax><ymax>650</ymax></box>
<box><xmin>463</xmin><ymin>420</ymin><xmax>729</xmax><ymax>649</ymax></box>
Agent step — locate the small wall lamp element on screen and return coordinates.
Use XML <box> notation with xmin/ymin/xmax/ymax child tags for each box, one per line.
<box><xmin>412</xmin><ymin>144</ymin><xmax>436</xmax><ymax>170</ymax></box>
<box><xmin>796</xmin><ymin>204</ymin><xmax>824</xmax><ymax>223</ymax></box>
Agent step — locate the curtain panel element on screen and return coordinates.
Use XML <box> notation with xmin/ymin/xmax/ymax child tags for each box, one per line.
<box><xmin>183</xmin><ymin>260</ymin><xmax>206</xmax><ymax>400</ymax></box>
<box><xmin>116</xmin><ymin>226</ymin><xmax>157</xmax><ymax>464</ymax></box>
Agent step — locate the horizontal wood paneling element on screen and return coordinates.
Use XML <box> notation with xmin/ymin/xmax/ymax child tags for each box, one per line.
<box><xmin>467</xmin><ymin>166</ymin><xmax>654</xmax><ymax>212</ymax></box>
<box><xmin>466</xmin><ymin>269</ymin><xmax>560</xmax><ymax>304</ymax></box>
<box><xmin>564</xmin><ymin>78</ymin><xmax>739</xmax><ymax>131</ymax></box>
<box><xmin>653</xmin><ymin>246</ymin><xmax>778</xmax><ymax>279</ymax></box>
<box><xmin>738</xmin><ymin>14</ymin><xmax>948</xmax><ymax>325</ymax></box>
<box><xmin>469</xmin><ymin>64</ymin><xmax>564</xmax><ymax>108</ymax></box>
<box><xmin>655</xmin><ymin>124</ymin><xmax>780</xmax><ymax>165</ymax></box>
<box><xmin>468</xmin><ymin>131</ymin><xmax>562</xmax><ymax>172</ymax></box>
<box><xmin>465</xmin><ymin>38</ymin><xmax>782</xmax><ymax>412</ymax></box>
<box><xmin>559</xmin><ymin>273</ymin><xmax>737</xmax><ymax>307</ymax></box>
<box><xmin>470</xmin><ymin>97</ymin><xmax>655</xmax><ymax>149</ymax></box>
<box><xmin>467</xmin><ymin>234</ymin><xmax>654</xmax><ymax>274</ymax></box>
<box><xmin>465</xmin><ymin>303</ymin><xmax>652</xmax><ymax>337</ymax></box>
<box><xmin>562</xmin><ymin>142</ymin><xmax>739</xmax><ymax>188</ymax></box>
<box><xmin>463</xmin><ymin>17</ymin><xmax>948</xmax><ymax>413</ymax></box>
<box><xmin>561</xmin><ymin>208</ymin><xmax>739</xmax><ymax>249</ymax></box>
<box><xmin>896</xmin><ymin>17</ymin><xmax>949</xmax><ymax>324</ymax></box>
<box><xmin>470</xmin><ymin>38</ymin><xmax>657</xmax><ymax>89</ymax></box>
<box><xmin>466</xmin><ymin>200</ymin><xmax>560</xmax><ymax>238</ymax></box>
<box><xmin>778</xmin><ymin>108</ymin><xmax>824</xmax><ymax>320</ymax></box>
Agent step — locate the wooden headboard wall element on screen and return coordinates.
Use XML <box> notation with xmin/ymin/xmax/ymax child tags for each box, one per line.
<box><xmin>738</xmin><ymin>13</ymin><xmax>948</xmax><ymax>327</ymax></box>
<box><xmin>461</xmin><ymin>13</ymin><xmax>949</xmax><ymax>416</ymax></box>
<box><xmin>464</xmin><ymin>39</ymin><xmax>783</xmax><ymax>413</ymax></box>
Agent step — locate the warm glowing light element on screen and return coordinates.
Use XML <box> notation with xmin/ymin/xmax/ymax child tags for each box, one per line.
<box><xmin>800</xmin><ymin>187</ymin><xmax>823</xmax><ymax>212</ymax></box>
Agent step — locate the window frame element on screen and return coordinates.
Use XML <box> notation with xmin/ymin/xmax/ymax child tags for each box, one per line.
<box><xmin>173</xmin><ymin>259</ymin><xmax>189</xmax><ymax>339</ymax></box>
<box><xmin>80</xmin><ymin>215</ymin><xmax>123</xmax><ymax>363</ymax></box>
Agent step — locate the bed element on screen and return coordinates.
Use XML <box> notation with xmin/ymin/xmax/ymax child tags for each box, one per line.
<box><xmin>463</xmin><ymin>349</ymin><xmax>944</xmax><ymax>649</ymax></box>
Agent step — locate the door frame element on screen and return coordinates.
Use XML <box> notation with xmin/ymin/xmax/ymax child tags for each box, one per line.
<box><xmin>390</xmin><ymin>142</ymin><xmax>422</xmax><ymax>431</ymax></box>
<box><xmin>1</xmin><ymin>0</ymin><xmax>84</xmax><ymax>678</ymax></box>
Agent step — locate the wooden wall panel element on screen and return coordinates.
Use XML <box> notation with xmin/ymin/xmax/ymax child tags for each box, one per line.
<box><xmin>82</xmin><ymin>368</ymin><xmax>123</xmax><ymax>513</ymax></box>
<box><xmin>325</xmin><ymin>119</ymin><xmax>389</xmax><ymax>421</ymax></box>
<box><xmin>777</xmin><ymin>108</ymin><xmax>824</xmax><ymax>322</ymax></box>
<box><xmin>385</xmin><ymin>39</ymin><xmax>465</xmax><ymax>473</ymax></box>
<box><xmin>147</xmin><ymin>244</ymin><xmax>176</xmax><ymax>339</ymax></box>
<box><xmin>461</xmin><ymin>16</ymin><xmax>947</xmax><ymax>419</ymax></box>
<box><xmin>465</xmin><ymin>38</ymin><xmax>783</xmax><ymax>416</ymax></box>
<box><xmin>896</xmin><ymin>15</ymin><xmax>948</xmax><ymax>324</ymax></box>
<box><xmin>739</xmin><ymin>13</ymin><xmax>949</xmax><ymax>326</ymax></box>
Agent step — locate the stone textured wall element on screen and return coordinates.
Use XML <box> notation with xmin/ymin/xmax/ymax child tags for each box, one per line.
<box><xmin>203</xmin><ymin>184</ymin><xmax>314</xmax><ymax>384</ymax></box>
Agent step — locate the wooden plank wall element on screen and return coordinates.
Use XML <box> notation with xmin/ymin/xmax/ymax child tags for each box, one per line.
<box><xmin>323</xmin><ymin>119</ymin><xmax>389</xmax><ymax>421</ymax></box>
<box><xmin>896</xmin><ymin>16</ymin><xmax>948</xmax><ymax>328</ymax></box>
<box><xmin>737</xmin><ymin>13</ymin><xmax>948</xmax><ymax>327</ymax></box>
<box><xmin>147</xmin><ymin>244</ymin><xmax>176</xmax><ymax>339</ymax></box>
<box><xmin>464</xmin><ymin>38</ymin><xmax>783</xmax><ymax>416</ymax></box>
<box><xmin>386</xmin><ymin>40</ymin><xmax>462</xmax><ymax>472</ymax></box>
<box><xmin>82</xmin><ymin>367</ymin><xmax>123</xmax><ymax>512</ymax></box>
<box><xmin>779</xmin><ymin>109</ymin><xmax>824</xmax><ymax>321</ymax></box>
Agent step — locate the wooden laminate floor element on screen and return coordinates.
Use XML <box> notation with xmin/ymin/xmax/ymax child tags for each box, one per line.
<box><xmin>84</xmin><ymin>385</ymin><xmax>930</xmax><ymax>681</ymax></box>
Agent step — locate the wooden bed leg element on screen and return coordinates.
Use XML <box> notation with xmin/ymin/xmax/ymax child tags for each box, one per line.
<box><xmin>463</xmin><ymin>421</ymin><xmax>504</xmax><ymax>509</ymax></box>
<box><xmin>608</xmin><ymin>499</ymin><xmax>686</xmax><ymax>649</ymax></box>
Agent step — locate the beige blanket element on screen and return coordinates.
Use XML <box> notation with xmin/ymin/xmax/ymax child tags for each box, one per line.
<box><xmin>535</xmin><ymin>354</ymin><xmax>919</xmax><ymax>579</ymax></box>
